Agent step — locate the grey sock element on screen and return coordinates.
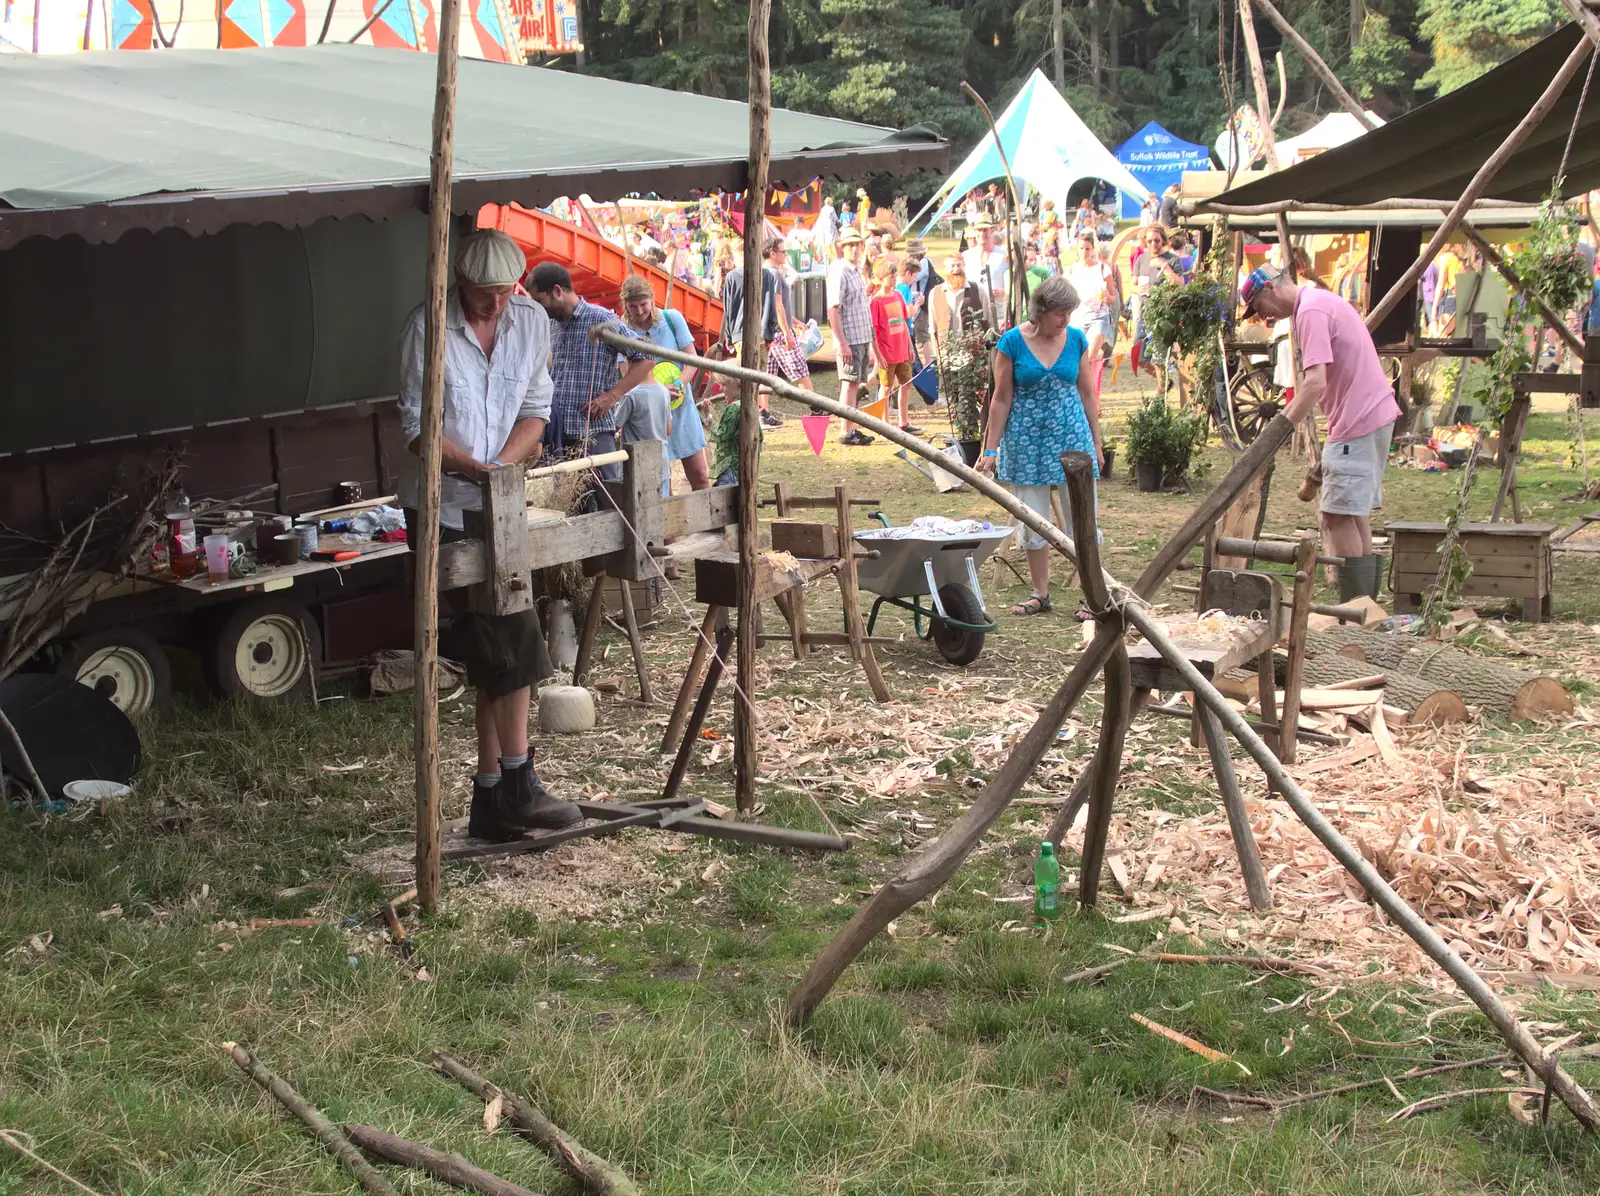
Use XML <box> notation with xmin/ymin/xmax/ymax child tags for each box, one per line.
<box><xmin>499</xmin><ymin>752</ymin><xmax>529</xmax><ymax>770</ymax></box>
<box><xmin>474</xmin><ymin>771</ymin><xmax>501</xmax><ymax>789</ymax></box>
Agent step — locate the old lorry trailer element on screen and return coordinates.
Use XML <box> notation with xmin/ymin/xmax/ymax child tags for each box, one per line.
<box><xmin>0</xmin><ymin>44</ymin><xmax>944</xmax><ymax>716</ymax></box>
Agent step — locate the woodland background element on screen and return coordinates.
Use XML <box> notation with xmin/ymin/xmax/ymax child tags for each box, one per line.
<box><xmin>571</xmin><ymin>0</ymin><xmax>1571</xmax><ymax>199</ymax></box>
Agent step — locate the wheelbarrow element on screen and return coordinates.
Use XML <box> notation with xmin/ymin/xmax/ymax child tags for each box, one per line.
<box><xmin>853</xmin><ymin>516</ymin><xmax>1013</xmax><ymax>666</ymax></box>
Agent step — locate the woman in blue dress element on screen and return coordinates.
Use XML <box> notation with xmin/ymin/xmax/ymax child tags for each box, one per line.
<box><xmin>976</xmin><ymin>275</ymin><xmax>1102</xmax><ymax>617</ymax></box>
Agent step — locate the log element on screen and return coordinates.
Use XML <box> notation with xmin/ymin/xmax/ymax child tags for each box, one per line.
<box><xmin>345</xmin><ymin>1125</ymin><xmax>541</xmax><ymax>1196</ymax></box>
<box><xmin>1290</xmin><ymin>651</ymin><xmax>1470</xmax><ymax>725</ymax></box>
<box><xmin>225</xmin><ymin>1043</ymin><xmax>400</xmax><ymax>1196</ymax></box>
<box><xmin>432</xmin><ymin>1052</ymin><xmax>641</xmax><ymax>1196</ymax></box>
<box><xmin>1306</xmin><ymin>629</ymin><xmax>1572</xmax><ymax>719</ymax></box>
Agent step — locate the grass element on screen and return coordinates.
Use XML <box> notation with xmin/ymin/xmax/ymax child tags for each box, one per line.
<box><xmin>4</xmin><ymin>374</ymin><xmax>1600</xmax><ymax>1192</ymax></box>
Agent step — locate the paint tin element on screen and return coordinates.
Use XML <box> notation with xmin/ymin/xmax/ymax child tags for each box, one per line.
<box><xmin>296</xmin><ymin>522</ymin><xmax>319</xmax><ymax>558</ymax></box>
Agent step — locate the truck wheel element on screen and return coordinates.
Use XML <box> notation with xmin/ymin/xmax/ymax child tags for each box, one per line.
<box><xmin>930</xmin><ymin>583</ymin><xmax>986</xmax><ymax>667</ymax></box>
<box><xmin>55</xmin><ymin>628</ymin><xmax>172</xmax><ymax>716</ymax></box>
<box><xmin>210</xmin><ymin>597</ymin><xmax>320</xmax><ymax>702</ymax></box>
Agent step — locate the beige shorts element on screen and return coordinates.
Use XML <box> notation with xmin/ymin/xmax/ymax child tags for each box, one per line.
<box><xmin>1321</xmin><ymin>420</ymin><xmax>1394</xmax><ymax>516</ymax></box>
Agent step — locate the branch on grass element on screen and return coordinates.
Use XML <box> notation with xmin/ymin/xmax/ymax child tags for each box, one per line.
<box><xmin>432</xmin><ymin>1052</ymin><xmax>641</xmax><ymax>1196</ymax></box>
<box><xmin>345</xmin><ymin>1124</ymin><xmax>542</xmax><ymax>1196</ymax></box>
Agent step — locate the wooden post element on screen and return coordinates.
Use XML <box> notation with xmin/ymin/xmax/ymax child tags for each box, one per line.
<box><xmin>572</xmin><ymin>575</ymin><xmax>606</xmax><ymax>687</ymax></box>
<box><xmin>475</xmin><ymin>464</ymin><xmax>533</xmax><ymax>615</ymax></box>
<box><xmin>1250</xmin><ymin>0</ymin><xmax>1376</xmax><ymax>131</ymax></box>
<box><xmin>608</xmin><ymin>440</ymin><xmax>663</xmax><ymax>581</ymax></box>
<box><xmin>617</xmin><ymin>581</ymin><xmax>654</xmax><ymax>703</ymax></box>
<box><xmin>1277</xmin><ymin>533</ymin><xmax>1316</xmax><ymax>767</ymax></box>
<box><xmin>413</xmin><ymin>0</ymin><xmax>463</xmax><ymax>915</ymax></box>
<box><xmin>1365</xmin><ymin>38</ymin><xmax>1594</xmax><ymax>334</ymax></box>
<box><xmin>1064</xmin><ymin>452</ymin><xmax>1133</xmax><ymax>908</ymax></box>
<box><xmin>835</xmin><ymin>483</ymin><xmax>891</xmax><ymax>702</ymax></box>
<box><xmin>661</xmin><ymin>606</ymin><xmax>721</xmax><ymax>753</ymax></box>
<box><xmin>1238</xmin><ymin>0</ymin><xmax>1280</xmax><ymax>172</ymax></box>
<box><xmin>733</xmin><ymin>0</ymin><xmax>773</xmax><ymax>814</ymax></box>
<box><xmin>664</xmin><ymin>620</ymin><xmax>735</xmax><ymax>803</ymax></box>
<box><xmin>1196</xmin><ymin>704</ymin><xmax>1273</xmax><ymax>910</ymax></box>
<box><xmin>774</xmin><ymin>482</ymin><xmax>808</xmax><ymax>658</ymax></box>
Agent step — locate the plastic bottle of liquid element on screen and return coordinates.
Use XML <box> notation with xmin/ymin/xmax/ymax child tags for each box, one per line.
<box><xmin>165</xmin><ymin>489</ymin><xmax>196</xmax><ymax>569</ymax></box>
<box><xmin>1034</xmin><ymin>841</ymin><xmax>1060</xmax><ymax>925</ymax></box>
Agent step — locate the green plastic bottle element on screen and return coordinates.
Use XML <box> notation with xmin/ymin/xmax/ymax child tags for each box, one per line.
<box><xmin>1034</xmin><ymin>841</ymin><xmax>1060</xmax><ymax>924</ymax></box>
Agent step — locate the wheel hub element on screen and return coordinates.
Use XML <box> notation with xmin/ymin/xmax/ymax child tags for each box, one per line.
<box><xmin>234</xmin><ymin>614</ymin><xmax>308</xmax><ymax>698</ymax></box>
<box><xmin>75</xmin><ymin>645</ymin><xmax>157</xmax><ymax>715</ymax></box>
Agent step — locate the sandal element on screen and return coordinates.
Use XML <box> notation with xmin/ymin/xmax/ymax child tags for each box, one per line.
<box><xmin>1010</xmin><ymin>594</ymin><xmax>1052</xmax><ymax>617</ymax></box>
<box><xmin>1074</xmin><ymin>607</ymin><xmax>1094</xmax><ymax>622</ymax></box>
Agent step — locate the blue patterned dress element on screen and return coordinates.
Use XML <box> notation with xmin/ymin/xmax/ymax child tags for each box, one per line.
<box><xmin>995</xmin><ymin>326</ymin><xmax>1098</xmax><ymax>485</ymax></box>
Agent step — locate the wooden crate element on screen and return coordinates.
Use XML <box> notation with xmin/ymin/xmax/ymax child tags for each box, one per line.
<box><xmin>770</xmin><ymin>520</ymin><xmax>839</xmax><ymax>559</ymax></box>
<box><xmin>1386</xmin><ymin>521</ymin><xmax>1554</xmax><ymax>622</ymax></box>
<box><xmin>600</xmin><ymin>575</ymin><xmax>661</xmax><ymax>619</ymax></box>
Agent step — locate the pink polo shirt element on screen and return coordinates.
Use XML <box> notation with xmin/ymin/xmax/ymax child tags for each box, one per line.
<box><xmin>1294</xmin><ymin>286</ymin><xmax>1400</xmax><ymax>443</ymax></box>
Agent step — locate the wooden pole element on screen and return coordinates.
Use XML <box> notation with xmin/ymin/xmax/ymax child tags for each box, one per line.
<box><xmin>1237</xmin><ymin>0</ymin><xmax>1280</xmax><ymax>172</ymax></box>
<box><xmin>1364</xmin><ymin>38</ymin><xmax>1594</xmax><ymax>334</ymax></box>
<box><xmin>413</xmin><ymin>0</ymin><xmax>463</xmax><ymax>915</ymax></box>
<box><xmin>433</xmin><ymin>1052</ymin><xmax>642</xmax><ymax>1196</ymax></box>
<box><xmin>226</xmin><ymin>1044</ymin><xmax>400</xmax><ymax>1196</ymax></box>
<box><xmin>1251</xmin><ymin>0</ymin><xmax>1376</xmax><ymax>129</ymax></box>
<box><xmin>733</xmin><ymin>0</ymin><xmax>772</xmax><ymax>814</ymax></box>
<box><xmin>345</xmin><ymin>1126</ymin><xmax>540</xmax><ymax>1196</ymax></box>
<box><xmin>1458</xmin><ymin>221</ymin><xmax>1585</xmax><ymax>355</ymax></box>
<box><xmin>1191</xmin><ymin>197</ymin><xmax>1526</xmax><ymax>216</ymax></box>
<box><xmin>960</xmin><ymin>82</ymin><xmax>1028</xmax><ymax>327</ymax></box>
<box><xmin>591</xmin><ymin>329</ymin><xmax>1600</xmax><ymax>1129</ymax></box>
<box><xmin>1559</xmin><ymin>0</ymin><xmax>1600</xmax><ymax>51</ymax></box>
<box><xmin>1063</xmin><ymin>452</ymin><xmax>1134</xmax><ymax>909</ymax></box>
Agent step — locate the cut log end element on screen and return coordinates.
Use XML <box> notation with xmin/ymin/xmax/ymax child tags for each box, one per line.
<box><xmin>1511</xmin><ymin>676</ymin><xmax>1575</xmax><ymax>720</ymax></box>
<box><xmin>1411</xmin><ymin>691</ymin><xmax>1470</xmax><ymax>726</ymax></box>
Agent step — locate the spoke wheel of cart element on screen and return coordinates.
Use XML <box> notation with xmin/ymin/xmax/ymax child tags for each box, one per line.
<box><xmin>1224</xmin><ymin>363</ymin><xmax>1283</xmax><ymax>448</ymax></box>
<box><xmin>53</xmin><ymin>628</ymin><xmax>172</xmax><ymax>716</ymax></box>
<box><xmin>209</xmin><ymin>597</ymin><xmax>320</xmax><ymax>702</ymax></box>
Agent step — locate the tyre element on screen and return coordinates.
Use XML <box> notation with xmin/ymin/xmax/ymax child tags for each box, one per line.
<box><xmin>54</xmin><ymin>628</ymin><xmax>172</xmax><ymax>716</ymax></box>
<box><xmin>209</xmin><ymin>597</ymin><xmax>321</xmax><ymax>702</ymax></box>
<box><xmin>930</xmin><ymin>583</ymin><xmax>986</xmax><ymax>667</ymax></box>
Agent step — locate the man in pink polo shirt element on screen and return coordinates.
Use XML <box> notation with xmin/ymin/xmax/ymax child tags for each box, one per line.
<box><xmin>1241</xmin><ymin>264</ymin><xmax>1401</xmax><ymax>601</ymax></box>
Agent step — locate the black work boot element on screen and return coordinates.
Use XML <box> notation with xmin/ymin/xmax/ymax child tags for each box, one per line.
<box><xmin>500</xmin><ymin>760</ymin><xmax>583</xmax><ymax>830</ymax></box>
<box><xmin>468</xmin><ymin>776</ymin><xmax>520</xmax><ymax>843</ymax></box>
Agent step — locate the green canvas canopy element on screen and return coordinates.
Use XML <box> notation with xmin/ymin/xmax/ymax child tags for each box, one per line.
<box><xmin>1208</xmin><ymin>23</ymin><xmax>1598</xmax><ymax>210</ymax></box>
<box><xmin>0</xmin><ymin>44</ymin><xmax>945</xmax><ymax>249</ymax></box>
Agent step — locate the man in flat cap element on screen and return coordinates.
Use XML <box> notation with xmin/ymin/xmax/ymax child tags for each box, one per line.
<box><xmin>398</xmin><ymin>229</ymin><xmax>582</xmax><ymax>841</ymax></box>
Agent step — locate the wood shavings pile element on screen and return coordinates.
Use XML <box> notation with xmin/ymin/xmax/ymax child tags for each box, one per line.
<box><xmin>1078</xmin><ymin>711</ymin><xmax>1600</xmax><ymax>988</ymax></box>
<box><xmin>1150</xmin><ymin>609</ymin><xmax>1264</xmax><ymax>648</ymax></box>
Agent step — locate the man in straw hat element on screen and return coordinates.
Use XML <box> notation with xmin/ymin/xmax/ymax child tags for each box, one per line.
<box><xmin>1240</xmin><ymin>262</ymin><xmax>1400</xmax><ymax>601</ymax></box>
<box><xmin>398</xmin><ymin>229</ymin><xmax>583</xmax><ymax>841</ymax></box>
<box><xmin>827</xmin><ymin>226</ymin><xmax>877</xmax><ymax>445</ymax></box>
<box><xmin>962</xmin><ymin>213</ymin><xmax>1008</xmax><ymax>330</ymax></box>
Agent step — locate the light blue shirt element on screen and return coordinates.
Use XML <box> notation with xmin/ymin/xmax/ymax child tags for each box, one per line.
<box><xmin>398</xmin><ymin>291</ymin><xmax>554</xmax><ymax>529</ymax></box>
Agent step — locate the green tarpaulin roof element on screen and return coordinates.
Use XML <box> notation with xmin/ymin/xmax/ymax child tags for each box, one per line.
<box><xmin>1209</xmin><ymin>24</ymin><xmax>1599</xmax><ymax>209</ymax></box>
<box><xmin>0</xmin><ymin>45</ymin><xmax>945</xmax><ymax>248</ymax></box>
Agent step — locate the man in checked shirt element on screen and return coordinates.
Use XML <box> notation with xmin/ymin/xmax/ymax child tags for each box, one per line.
<box><xmin>527</xmin><ymin>263</ymin><xmax>655</xmax><ymax>480</ymax></box>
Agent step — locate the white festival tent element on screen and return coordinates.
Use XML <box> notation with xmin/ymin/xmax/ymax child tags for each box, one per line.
<box><xmin>911</xmin><ymin>69</ymin><xmax>1149</xmax><ymax>233</ymax></box>
<box><xmin>1214</xmin><ymin>109</ymin><xmax>1385</xmax><ymax>171</ymax></box>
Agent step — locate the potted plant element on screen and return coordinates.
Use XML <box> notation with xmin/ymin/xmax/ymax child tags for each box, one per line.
<box><xmin>1100</xmin><ymin>434</ymin><xmax>1118</xmax><ymax>479</ymax></box>
<box><xmin>940</xmin><ymin>326</ymin><xmax>991</xmax><ymax>464</ymax></box>
<box><xmin>1125</xmin><ymin>394</ymin><xmax>1206</xmax><ymax>491</ymax></box>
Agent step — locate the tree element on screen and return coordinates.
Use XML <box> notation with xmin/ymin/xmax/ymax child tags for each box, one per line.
<box><xmin>1416</xmin><ymin>0</ymin><xmax>1563</xmax><ymax>94</ymax></box>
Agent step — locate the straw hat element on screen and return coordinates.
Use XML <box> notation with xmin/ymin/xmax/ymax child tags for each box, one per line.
<box><xmin>838</xmin><ymin>226</ymin><xmax>864</xmax><ymax>245</ymax></box>
<box><xmin>967</xmin><ymin>214</ymin><xmax>995</xmax><ymax>231</ymax></box>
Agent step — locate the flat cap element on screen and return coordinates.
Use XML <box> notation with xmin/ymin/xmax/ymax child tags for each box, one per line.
<box><xmin>456</xmin><ymin>230</ymin><xmax>526</xmax><ymax>286</ymax></box>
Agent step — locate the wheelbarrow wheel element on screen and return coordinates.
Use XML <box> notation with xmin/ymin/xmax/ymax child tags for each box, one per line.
<box><xmin>931</xmin><ymin>584</ymin><xmax>985</xmax><ymax>667</ymax></box>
